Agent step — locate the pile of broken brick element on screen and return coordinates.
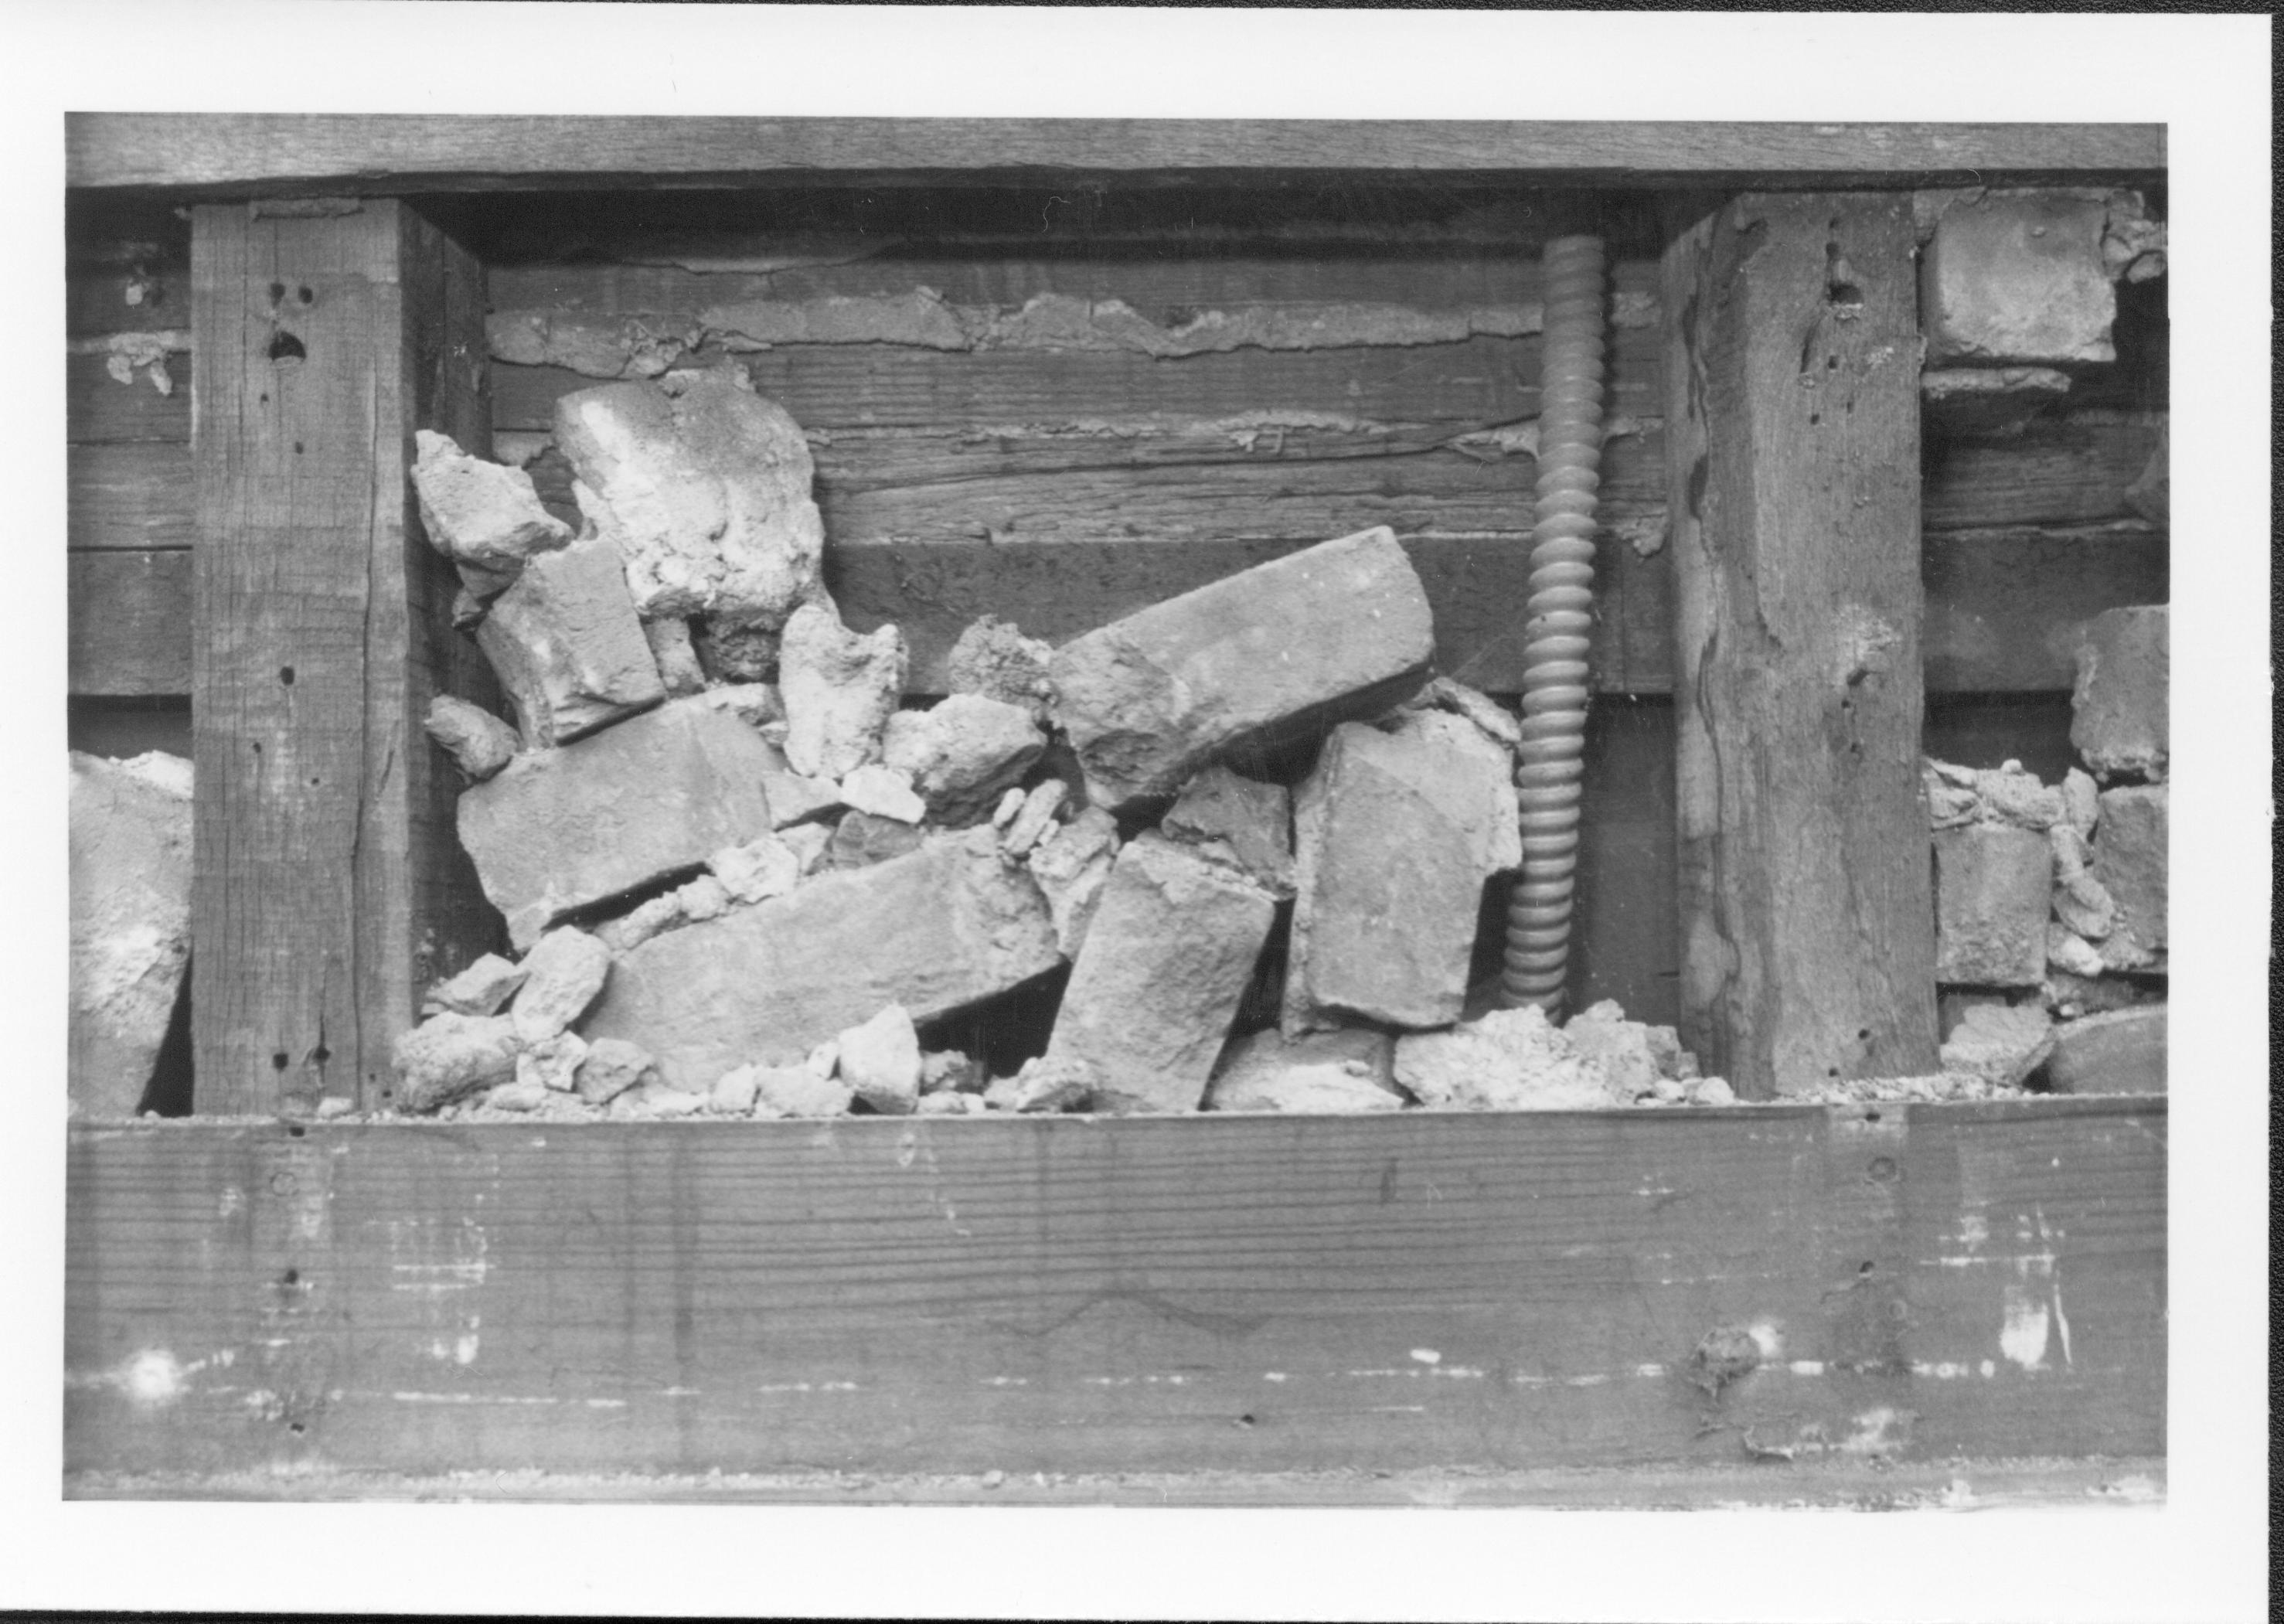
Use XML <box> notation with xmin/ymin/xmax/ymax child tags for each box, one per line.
<box><xmin>1918</xmin><ymin>604</ymin><xmax>2168</xmax><ymax>1101</ymax></box>
<box><xmin>394</xmin><ymin>367</ymin><xmax>1734</xmax><ymax>1122</ymax></box>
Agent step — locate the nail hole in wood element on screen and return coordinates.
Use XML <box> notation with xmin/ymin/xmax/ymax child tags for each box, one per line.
<box><xmin>267</xmin><ymin>282</ymin><xmax>285</xmax><ymax>303</ymax></box>
<box><xmin>298</xmin><ymin>285</ymin><xmax>314</xmax><ymax>305</ymax></box>
<box><xmin>267</xmin><ymin>331</ymin><xmax>306</xmax><ymax>363</ymax></box>
<box><xmin>279</xmin><ymin>666</ymin><xmax>294</xmax><ymax>686</ymax></box>
<box><xmin>271</xmin><ymin>1051</ymin><xmax>290</xmax><ymax>1071</ymax></box>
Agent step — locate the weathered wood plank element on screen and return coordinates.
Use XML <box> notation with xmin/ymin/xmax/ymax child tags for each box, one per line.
<box><xmin>1664</xmin><ymin>193</ymin><xmax>1939</xmax><ymax>1097</ymax></box>
<box><xmin>189</xmin><ymin>199</ymin><xmax>501</xmax><ymax>1115</ymax></box>
<box><xmin>66</xmin><ymin>349</ymin><xmax>191</xmax><ymax>443</ymax></box>
<box><xmin>67</xmin><ymin>443</ymin><xmax>196</xmax><ymax>550</ymax></box>
<box><xmin>62</xmin><ymin>1099</ymin><xmax>2166</xmax><ymax>1483</ymax></box>
<box><xmin>68</xmin><ymin>114</ymin><xmax>2165</xmax><ymax>193</ymax></box>
<box><xmin>67</xmin><ymin>550</ymin><xmax>192</xmax><ymax>696</ymax></box>
<box><xmin>1922</xmin><ymin>525</ymin><xmax>2169</xmax><ymax>693</ymax></box>
<box><xmin>1923</xmin><ymin>414</ymin><xmax>2168</xmax><ymax>532</ymax></box>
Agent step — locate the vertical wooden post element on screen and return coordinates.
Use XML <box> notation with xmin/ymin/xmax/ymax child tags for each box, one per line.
<box><xmin>1660</xmin><ymin>193</ymin><xmax>1939</xmax><ymax>1097</ymax></box>
<box><xmin>190</xmin><ymin>199</ymin><xmax>500</xmax><ymax>1114</ymax></box>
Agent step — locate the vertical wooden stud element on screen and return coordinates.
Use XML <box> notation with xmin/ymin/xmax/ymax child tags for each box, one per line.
<box><xmin>190</xmin><ymin>199</ymin><xmax>499</xmax><ymax>1114</ymax></box>
<box><xmin>1660</xmin><ymin>193</ymin><xmax>1939</xmax><ymax>1097</ymax></box>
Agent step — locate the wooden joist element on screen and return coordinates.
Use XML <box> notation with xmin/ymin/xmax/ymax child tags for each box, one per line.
<box><xmin>188</xmin><ymin>199</ymin><xmax>502</xmax><ymax>1115</ymax></box>
<box><xmin>67</xmin><ymin>114</ymin><xmax>2163</xmax><ymax>195</ymax></box>
<box><xmin>1663</xmin><ymin>194</ymin><xmax>1940</xmax><ymax>1096</ymax></box>
<box><xmin>63</xmin><ymin>1098</ymin><xmax>2164</xmax><ymax>1486</ymax></box>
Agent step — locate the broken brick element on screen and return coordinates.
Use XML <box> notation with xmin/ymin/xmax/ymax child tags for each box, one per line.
<box><xmin>1162</xmin><ymin>764</ymin><xmax>1295</xmax><ymax>897</ymax></box>
<box><xmin>1939</xmin><ymin>1002</ymin><xmax>2054</xmax><ymax>1089</ymax></box>
<box><xmin>1041</xmin><ymin>835</ymin><xmax>1277</xmax><ymax>1115</ymax></box>
<box><xmin>1932</xmin><ymin>823</ymin><xmax>2051</xmax><ymax>987</ymax></box>
<box><xmin>551</xmin><ymin>369</ymin><xmax>825</xmax><ymax>627</ymax></box>
<box><xmin>1025</xmin><ymin>806</ymin><xmax>1121</xmax><ymax>956</ymax></box>
<box><xmin>881</xmin><ymin>694</ymin><xmax>1047</xmax><ymax>826</ymax></box>
<box><xmin>458</xmin><ymin>696</ymin><xmax>783</xmax><ymax>949</ymax></box>
<box><xmin>838</xmin><ymin>1004</ymin><xmax>921</xmax><ymax>1115</ymax></box>
<box><xmin>476</xmin><ymin>533</ymin><xmax>667</xmax><ymax>747</ymax></box>
<box><xmin>509</xmin><ymin>927</ymin><xmax>611</xmax><ymax>1044</ymax></box>
<box><xmin>410</xmin><ymin>428</ymin><xmax>572</xmax><ymax>572</ymax></box>
<box><xmin>1049</xmin><ymin>526</ymin><xmax>1435</xmax><ymax>811</ymax></box>
<box><xmin>946</xmin><ymin>614</ymin><xmax>1056</xmax><ymax>720</ymax></box>
<box><xmin>1203</xmin><ymin>1027</ymin><xmax>1404</xmax><ymax>1114</ymax></box>
<box><xmin>2044</xmin><ymin>1006</ymin><xmax>2167</xmax><ymax>1095</ymax></box>
<box><xmin>2071</xmin><ymin>606</ymin><xmax>2168</xmax><ymax>782</ymax></box>
<box><xmin>392</xmin><ymin>1013</ymin><xmax>520</xmax><ymax>1114</ymax></box>
<box><xmin>1283</xmin><ymin>712</ymin><xmax>1521</xmax><ymax>1034</ymax></box>
<box><xmin>778</xmin><ymin>602</ymin><xmax>907</xmax><ymax>780</ymax></box>
<box><xmin>424</xmin><ymin>696</ymin><xmax>522</xmax><ymax>782</ymax></box>
<box><xmin>583</xmin><ymin>826</ymin><xmax>1062</xmax><ymax>1090</ymax></box>
<box><xmin>1920</xmin><ymin>192</ymin><xmax>2117</xmax><ymax>366</ymax></box>
<box><xmin>68</xmin><ymin>751</ymin><xmax>192</xmax><ymax>1116</ymax></box>
<box><xmin>2090</xmin><ymin>784</ymin><xmax>2167</xmax><ymax>958</ymax></box>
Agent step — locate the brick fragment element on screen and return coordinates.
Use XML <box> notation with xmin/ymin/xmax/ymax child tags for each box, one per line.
<box><xmin>68</xmin><ymin>751</ymin><xmax>192</xmax><ymax>1116</ymax></box>
<box><xmin>1041</xmin><ymin>835</ymin><xmax>1276</xmax><ymax>1114</ymax></box>
<box><xmin>825</xmin><ymin>810</ymin><xmax>926</xmax><ymax>870</ymax></box>
<box><xmin>392</xmin><ymin>1013</ymin><xmax>520</xmax><ymax>1114</ymax></box>
<box><xmin>839</xmin><ymin>1004</ymin><xmax>921</xmax><ymax>1115</ymax></box>
<box><xmin>410</xmin><ymin>429</ymin><xmax>572</xmax><ymax>571</ymax></box>
<box><xmin>423</xmin><ymin>952</ymin><xmax>527</xmax><ymax>1018</ymax></box>
<box><xmin>551</xmin><ymin>370</ymin><xmax>825</xmax><ymax>626</ymax></box>
<box><xmin>1920</xmin><ymin>193</ymin><xmax>2116</xmax><ymax>366</ymax></box>
<box><xmin>1162</xmin><ymin>764</ymin><xmax>1294</xmax><ymax>897</ymax></box>
<box><xmin>2071</xmin><ymin>606</ymin><xmax>2168</xmax><ymax>782</ymax></box>
<box><xmin>881</xmin><ymin>694</ymin><xmax>1047</xmax><ymax>826</ymax></box>
<box><xmin>1938</xmin><ymin>1002</ymin><xmax>2054</xmax><ymax>1089</ymax></box>
<box><xmin>476</xmin><ymin>533</ymin><xmax>667</xmax><ymax>747</ymax></box>
<box><xmin>424</xmin><ymin>696</ymin><xmax>522</xmax><ymax>781</ymax></box>
<box><xmin>2090</xmin><ymin>785</ymin><xmax>2166</xmax><ymax>958</ymax></box>
<box><xmin>583</xmin><ymin>826</ymin><xmax>1063</xmax><ymax>1089</ymax></box>
<box><xmin>1932</xmin><ymin>823</ymin><xmax>2051</xmax><ymax>986</ymax></box>
<box><xmin>510</xmin><ymin>927</ymin><xmax>612</xmax><ymax>1043</ymax></box>
<box><xmin>574</xmin><ymin>1036</ymin><xmax>655</xmax><ymax>1105</ymax></box>
<box><xmin>779</xmin><ymin>602</ymin><xmax>907</xmax><ymax>780</ymax></box>
<box><xmin>1049</xmin><ymin>526</ymin><xmax>1435</xmax><ymax>811</ymax></box>
<box><xmin>2044</xmin><ymin>1006</ymin><xmax>2167</xmax><ymax>1095</ymax></box>
<box><xmin>946</xmin><ymin>614</ymin><xmax>1055</xmax><ymax>720</ymax></box>
<box><xmin>458</xmin><ymin>696</ymin><xmax>782</xmax><ymax>949</ymax></box>
<box><xmin>1203</xmin><ymin>1028</ymin><xmax>1403</xmax><ymax>1114</ymax></box>
<box><xmin>1024</xmin><ymin>806</ymin><xmax>1121</xmax><ymax>956</ymax></box>
<box><xmin>1284</xmin><ymin>713</ymin><xmax>1521</xmax><ymax>1033</ymax></box>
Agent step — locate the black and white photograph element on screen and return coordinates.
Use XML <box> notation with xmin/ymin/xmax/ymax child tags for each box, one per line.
<box><xmin>9</xmin><ymin>6</ymin><xmax>2269</xmax><ymax>1622</ymax></box>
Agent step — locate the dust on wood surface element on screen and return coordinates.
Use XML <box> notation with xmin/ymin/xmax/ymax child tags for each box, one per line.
<box><xmin>64</xmin><ymin>1098</ymin><xmax>2164</xmax><ymax>1484</ymax></box>
<box><xmin>1665</xmin><ymin>193</ymin><xmax>1941</xmax><ymax>1096</ymax></box>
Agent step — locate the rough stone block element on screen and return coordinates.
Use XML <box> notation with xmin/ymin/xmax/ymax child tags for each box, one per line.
<box><xmin>424</xmin><ymin>696</ymin><xmax>522</xmax><ymax>782</ymax></box>
<box><xmin>476</xmin><ymin>533</ymin><xmax>667</xmax><ymax>747</ymax></box>
<box><xmin>1162</xmin><ymin>764</ymin><xmax>1295</xmax><ymax>897</ymax></box>
<box><xmin>584</xmin><ymin>826</ymin><xmax>1063</xmax><ymax>1090</ymax></box>
<box><xmin>946</xmin><ymin>614</ymin><xmax>1055</xmax><ymax>720</ymax></box>
<box><xmin>423</xmin><ymin>953</ymin><xmax>527</xmax><ymax>1018</ymax></box>
<box><xmin>1203</xmin><ymin>1028</ymin><xmax>1403</xmax><ymax>1114</ymax></box>
<box><xmin>458</xmin><ymin>696</ymin><xmax>783</xmax><ymax>949</ymax></box>
<box><xmin>552</xmin><ymin>369</ymin><xmax>825</xmax><ymax>627</ymax></box>
<box><xmin>2090</xmin><ymin>785</ymin><xmax>2167</xmax><ymax>958</ymax></box>
<box><xmin>642</xmin><ymin>617</ymin><xmax>710</xmax><ymax>696</ymax></box>
<box><xmin>825</xmin><ymin>809</ymin><xmax>926</xmax><ymax>870</ymax></box>
<box><xmin>838</xmin><ymin>763</ymin><xmax>926</xmax><ymax>824</ymax></box>
<box><xmin>2044</xmin><ymin>1006</ymin><xmax>2167</xmax><ymax>1095</ymax></box>
<box><xmin>838</xmin><ymin>1004</ymin><xmax>921</xmax><ymax>1115</ymax></box>
<box><xmin>2071</xmin><ymin>606</ymin><xmax>2168</xmax><ymax>782</ymax></box>
<box><xmin>1284</xmin><ymin>713</ymin><xmax>1522</xmax><ymax>1034</ymax></box>
<box><xmin>68</xmin><ymin>751</ymin><xmax>193</xmax><ymax>1116</ymax></box>
<box><xmin>881</xmin><ymin>694</ymin><xmax>1047</xmax><ymax>826</ymax></box>
<box><xmin>1050</xmin><ymin>526</ymin><xmax>1435</xmax><ymax>811</ymax></box>
<box><xmin>510</xmin><ymin>927</ymin><xmax>612</xmax><ymax>1044</ymax></box>
<box><xmin>1932</xmin><ymin>823</ymin><xmax>2052</xmax><ymax>986</ymax></box>
<box><xmin>1041</xmin><ymin>835</ymin><xmax>1277</xmax><ymax>1115</ymax></box>
<box><xmin>392</xmin><ymin>1013</ymin><xmax>520</xmax><ymax>1114</ymax></box>
<box><xmin>751</xmin><ymin>1064</ymin><xmax>855</xmax><ymax>1118</ymax></box>
<box><xmin>410</xmin><ymin>429</ymin><xmax>572</xmax><ymax>572</ymax></box>
<box><xmin>576</xmin><ymin>1037</ymin><xmax>655</xmax><ymax>1105</ymax></box>
<box><xmin>1921</xmin><ymin>193</ymin><xmax>2116</xmax><ymax>366</ymax></box>
<box><xmin>1025</xmin><ymin>806</ymin><xmax>1121</xmax><ymax>957</ymax></box>
<box><xmin>779</xmin><ymin>602</ymin><xmax>907</xmax><ymax>780</ymax></box>
<box><xmin>517</xmin><ymin>1031</ymin><xmax>587</xmax><ymax>1093</ymax></box>
<box><xmin>1938</xmin><ymin>1002</ymin><xmax>2055</xmax><ymax>1089</ymax></box>
<box><xmin>1393</xmin><ymin>1005</ymin><xmax>1610</xmax><ymax>1112</ymax></box>
<box><xmin>709</xmin><ymin>834</ymin><xmax>801</xmax><ymax>905</ymax></box>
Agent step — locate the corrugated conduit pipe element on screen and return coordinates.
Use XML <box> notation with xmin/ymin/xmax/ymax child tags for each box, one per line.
<box><xmin>1501</xmin><ymin>232</ymin><xmax>1607</xmax><ymax>1013</ymax></box>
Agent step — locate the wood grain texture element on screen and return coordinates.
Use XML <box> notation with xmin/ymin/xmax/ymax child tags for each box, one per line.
<box><xmin>1663</xmin><ymin>194</ymin><xmax>1939</xmax><ymax>1097</ymax></box>
<box><xmin>67</xmin><ymin>443</ymin><xmax>196</xmax><ymax>550</ymax></box>
<box><xmin>66</xmin><ymin>351</ymin><xmax>191</xmax><ymax>442</ymax></box>
<box><xmin>67</xmin><ymin>550</ymin><xmax>191</xmax><ymax>696</ymax></box>
<box><xmin>63</xmin><ymin>1099</ymin><xmax>2165</xmax><ymax>1485</ymax></box>
<box><xmin>189</xmin><ymin>200</ymin><xmax>501</xmax><ymax>1116</ymax></box>
<box><xmin>68</xmin><ymin>115</ymin><xmax>2164</xmax><ymax>193</ymax></box>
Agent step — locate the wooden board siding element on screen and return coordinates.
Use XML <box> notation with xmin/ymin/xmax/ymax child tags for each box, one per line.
<box><xmin>63</xmin><ymin>1098</ymin><xmax>2163</xmax><ymax>1489</ymax></box>
<box><xmin>66</xmin><ymin>114</ymin><xmax>2164</xmax><ymax>194</ymax></box>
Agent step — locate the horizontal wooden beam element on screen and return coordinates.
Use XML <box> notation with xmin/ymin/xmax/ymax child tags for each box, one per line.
<box><xmin>67</xmin><ymin>116</ymin><xmax>2163</xmax><ymax>196</ymax></box>
<box><xmin>68</xmin><ymin>550</ymin><xmax>191</xmax><ymax>696</ymax></box>
<box><xmin>64</xmin><ymin>1099</ymin><xmax>2164</xmax><ymax>1484</ymax></box>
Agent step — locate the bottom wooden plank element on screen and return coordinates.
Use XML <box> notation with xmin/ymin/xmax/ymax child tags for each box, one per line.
<box><xmin>65</xmin><ymin>1099</ymin><xmax>2163</xmax><ymax>1487</ymax></box>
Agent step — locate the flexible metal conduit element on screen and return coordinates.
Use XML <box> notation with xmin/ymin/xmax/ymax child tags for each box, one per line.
<box><xmin>1502</xmin><ymin>232</ymin><xmax>1607</xmax><ymax>1012</ymax></box>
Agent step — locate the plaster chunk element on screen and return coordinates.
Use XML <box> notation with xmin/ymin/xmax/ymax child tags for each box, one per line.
<box><xmin>880</xmin><ymin>694</ymin><xmax>1047</xmax><ymax>826</ymax></box>
<box><xmin>410</xmin><ymin>429</ymin><xmax>572</xmax><ymax>572</ymax></box>
<box><xmin>422</xmin><ymin>952</ymin><xmax>528</xmax><ymax>1018</ymax></box>
<box><xmin>778</xmin><ymin>602</ymin><xmax>908</xmax><ymax>780</ymax></box>
<box><xmin>838</xmin><ymin>1004</ymin><xmax>922</xmax><ymax>1116</ymax></box>
<box><xmin>424</xmin><ymin>696</ymin><xmax>522</xmax><ymax>782</ymax></box>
